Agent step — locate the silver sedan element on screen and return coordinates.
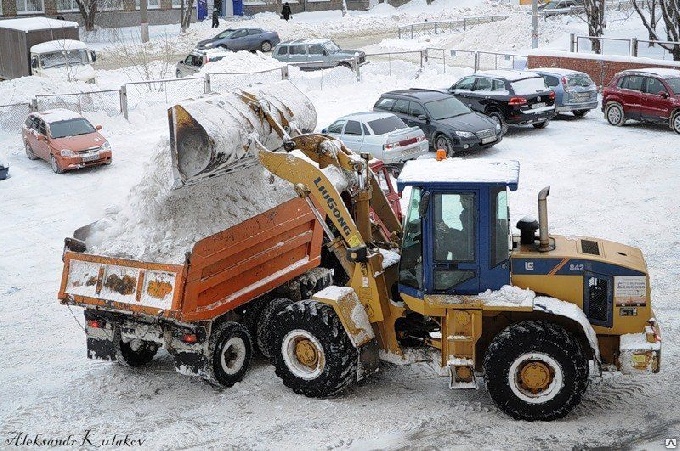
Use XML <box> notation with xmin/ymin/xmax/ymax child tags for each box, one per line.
<box><xmin>322</xmin><ymin>112</ymin><xmax>429</xmax><ymax>165</ymax></box>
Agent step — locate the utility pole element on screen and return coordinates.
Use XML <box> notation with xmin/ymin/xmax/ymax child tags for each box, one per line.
<box><xmin>532</xmin><ymin>0</ymin><xmax>538</xmax><ymax>49</ymax></box>
<box><xmin>141</xmin><ymin>0</ymin><xmax>149</xmax><ymax>43</ymax></box>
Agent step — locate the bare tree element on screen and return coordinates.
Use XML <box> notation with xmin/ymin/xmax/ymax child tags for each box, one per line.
<box><xmin>632</xmin><ymin>0</ymin><xmax>680</xmax><ymax>59</ymax></box>
<box><xmin>583</xmin><ymin>0</ymin><xmax>606</xmax><ymax>54</ymax></box>
<box><xmin>75</xmin><ymin>0</ymin><xmax>97</xmax><ymax>31</ymax></box>
<box><xmin>181</xmin><ymin>0</ymin><xmax>196</xmax><ymax>30</ymax></box>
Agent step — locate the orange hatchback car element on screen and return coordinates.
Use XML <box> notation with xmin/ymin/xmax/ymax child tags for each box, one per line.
<box><xmin>22</xmin><ymin>109</ymin><xmax>112</xmax><ymax>174</ymax></box>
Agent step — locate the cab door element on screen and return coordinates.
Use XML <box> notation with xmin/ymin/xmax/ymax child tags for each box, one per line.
<box><xmin>339</xmin><ymin>119</ymin><xmax>365</xmax><ymax>152</ymax></box>
<box><xmin>640</xmin><ymin>76</ymin><xmax>674</xmax><ymax>121</ymax></box>
<box><xmin>34</xmin><ymin>119</ymin><xmax>51</xmax><ymax>160</ymax></box>
<box><xmin>426</xmin><ymin>191</ymin><xmax>480</xmax><ymax>294</ymax></box>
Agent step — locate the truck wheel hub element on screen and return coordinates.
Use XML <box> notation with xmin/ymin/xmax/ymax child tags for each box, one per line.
<box><xmin>519</xmin><ymin>361</ymin><xmax>553</xmax><ymax>392</ymax></box>
<box><xmin>294</xmin><ymin>338</ymin><xmax>319</xmax><ymax>368</ymax></box>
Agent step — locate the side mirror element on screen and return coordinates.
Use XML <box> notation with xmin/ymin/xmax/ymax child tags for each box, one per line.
<box><xmin>660</xmin><ymin>91</ymin><xmax>669</xmax><ymax>98</ymax></box>
<box><xmin>321</xmin><ymin>128</ymin><xmax>327</xmax><ymax>133</ymax></box>
<box><xmin>418</xmin><ymin>191</ymin><xmax>431</xmax><ymax>218</ymax></box>
<box><xmin>323</xmin><ymin>50</ymin><xmax>328</xmax><ymax>56</ymax></box>
<box><xmin>31</xmin><ymin>57</ymin><xmax>39</xmax><ymax>69</ymax></box>
<box><xmin>418</xmin><ymin>114</ymin><xmax>428</xmax><ymax>121</ymax></box>
<box><xmin>96</xmin><ymin>125</ymin><xmax>102</xmax><ymax>130</ymax></box>
<box><xmin>89</xmin><ymin>50</ymin><xmax>97</xmax><ymax>63</ymax></box>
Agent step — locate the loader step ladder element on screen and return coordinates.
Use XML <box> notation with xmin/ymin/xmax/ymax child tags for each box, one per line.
<box><xmin>445</xmin><ymin>309</ymin><xmax>482</xmax><ymax>389</ymax></box>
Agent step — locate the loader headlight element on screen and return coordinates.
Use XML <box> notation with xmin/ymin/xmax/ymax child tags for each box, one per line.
<box><xmin>61</xmin><ymin>149</ymin><xmax>76</xmax><ymax>157</ymax></box>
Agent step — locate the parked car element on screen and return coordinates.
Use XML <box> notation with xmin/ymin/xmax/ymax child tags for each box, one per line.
<box><xmin>373</xmin><ymin>89</ymin><xmax>502</xmax><ymax>156</ymax></box>
<box><xmin>272</xmin><ymin>39</ymin><xmax>366</xmax><ymax>71</ymax></box>
<box><xmin>538</xmin><ymin>0</ymin><xmax>584</xmax><ymax>17</ymax></box>
<box><xmin>447</xmin><ymin>69</ymin><xmax>556</xmax><ymax>131</ymax></box>
<box><xmin>175</xmin><ymin>49</ymin><xmax>231</xmax><ymax>78</ymax></box>
<box><xmin>530</xmin><ymin>67</ymin><xmax>598</xmax><ymax>117</ymax></box>
<box><xmin>22</xmin><ymin>109</ymin><xmax>112</xmax><ymax>174</ymax></box>
<box><xmin>602</xmin><ymin>67</ymin><xmax>680</xmax><ymax>134</ymax></box>
<box><xmin>196</xmin><ymin>27</ymin><xmax>280</xmax><ymax>52</ymax></box>
<box><xmin>0</xmin><ymin>161</ymin><xmax>8</xmax><ymax>180</ymax></box>
<box><xmin>322</xmin><ymin>112</ymin><xmax>429</xmax><ymax>166</ymax></box>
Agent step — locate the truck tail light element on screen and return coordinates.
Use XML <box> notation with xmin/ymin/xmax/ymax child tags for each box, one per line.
<box><xmin>508</xmin><ymin>96</ymin><xmax>527</xmax><ymax>106</ymax></box>
<box><xmin>87</xmin><ymin>319</ymin><xmax>104</xmax><ymax>329</ymax></box>
<box><xmin>549</xmin><ymin>90</ymin><xmax>556</xmax><ymax>100</ymax></box>
<box><xmin>182</xmin><ymin>333</ymin><xmax>198</xmax><ymax>344</ymax></box>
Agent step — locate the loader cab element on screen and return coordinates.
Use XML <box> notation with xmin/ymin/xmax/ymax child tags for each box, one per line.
<box><xmin>396</xmin><ymin>159</ymin><xmax>519</xmax><ymax>299</ymax></box>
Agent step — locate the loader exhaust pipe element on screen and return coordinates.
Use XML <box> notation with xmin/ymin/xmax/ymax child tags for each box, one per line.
<box><xmin>538</xmin><ymin>186</ymin><xmax>551</xmax><ymax>252</ymax></box>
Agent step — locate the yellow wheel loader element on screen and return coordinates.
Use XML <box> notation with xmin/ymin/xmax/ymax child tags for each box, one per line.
<box><xmin>61</xmin><ymin>82</ymin><xmax>661</xmax><ymax>422</ymax></box>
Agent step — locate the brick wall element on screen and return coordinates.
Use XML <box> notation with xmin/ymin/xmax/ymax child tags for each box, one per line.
<box><xmin>528</xmin><ymin>52</ymin><xmax>680</xmax><ymax>88</ymax></box>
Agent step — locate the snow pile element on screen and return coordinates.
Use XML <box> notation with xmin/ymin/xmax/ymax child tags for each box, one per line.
<box><xmin>199</xmin><ymin>51</ymin><xmax>285</xmax><ymax>74</ymax></box>
<box><xmin>85</xmin><ymin>138</ymin><xmax>297</xmax><ymax>263</ymax></box>
<box><xmin>478</xmin><ymin>285</ymin><xmax>535</xmax><ymax>307</ymax></box>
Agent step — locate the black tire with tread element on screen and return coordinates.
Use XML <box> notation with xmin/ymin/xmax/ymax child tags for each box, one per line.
<box><xmin>488</xmin><ymin>111</ymin><xmax>507</xmax><ymax>134</ymax></box>
<box><xmin>434</xmin><ymin>134</ymin><xmax>455</xmax><ymax>156</ymax></box>
<box><xmin>572</xmin><ymin>109</ymin><xmax>588</xmax><ymax>118</ymax></box>
<box><xmin>256</xmin><ymin>297</ymin><xmax>293</xmax><ymax>359</ymax></box>
<box><xmin>118</xmin><ymin>340</ymin><xmax>158</xmax><ymax>367</ymax></box>
<box><xmin>605</xmin><ymin>102</ymin><xmax>625</xmax><ymax>126</ymax></box>
<box><xmin>50</xmin><ymin>155</ymin><xmax>64</xmax><ymax>174</ymax></box>
<box><xmin>533</xmin><ymin>119</ymin><xmax>549</xmax><ymax>129</ymax></box>
<box><xmin>483</xmin><ymin>320</ymin><xmax>589</xmax><ymax>421</ymax></box>
<box><xmin>260</xmin><ymin>40</ymin><xmax>272</xmax><ymax>52</ymax></box>
<box><xmin>271</xmin><ymin>299</ymin><xmax>357</xmax><ymax>398</ymax></box>
<box><xmin>25</xmin><ymin>142</ymin><xmax>38</xmax><ymax>160</ymax></box>
<box><xmin>672</xmin><ymin>111</ymin><xmax>680</xmax><ymax>135</ymax></box>
<box><xmin>208</xmin><ymin>321</ymin><xmax>252</xmax><ymax>388</ymax></box>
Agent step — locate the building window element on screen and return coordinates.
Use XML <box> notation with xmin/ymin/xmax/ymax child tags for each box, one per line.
<box><xmin>57</xmin><ymin>0</ymin><xmax>79</xmax><ymax>12</ymax></box>
<box><xmin>99</xmin><ymin>0</ymin><xmax>124</xmax><ymax>11</ymax></box>
<box><xmin>16</xmin><ymin>0</ymin><xmax>45</xmax><ymax>13</ymax></box>
<box><xmin>135</xmin><ymin>0</ymin><xmax>160</xmax><ymax>9</ymax></box>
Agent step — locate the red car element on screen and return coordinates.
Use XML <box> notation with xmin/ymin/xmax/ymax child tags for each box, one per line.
<box><xmin>602</xmin><ymin>68</ymin><xmax>680</xmax><ymax>134</ymax></box>
<box><xmin>22</xmin><ymin>109</ymin><xmax>112</xmax><ymax>173</ymax></box>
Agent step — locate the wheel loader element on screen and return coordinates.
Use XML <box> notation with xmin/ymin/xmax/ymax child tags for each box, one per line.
<box><xmin>59</xmin><ymin>82</ymin><xmax>661</xmax><ymax>422</ymax></box>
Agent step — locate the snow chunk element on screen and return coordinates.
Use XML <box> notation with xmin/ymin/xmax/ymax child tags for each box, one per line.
<box><xmin>31</xmin><ymin>39</ymin><xmax>88</xmax><ymax>54</ymax></box>
<box><xmin>478</xmin><ymin>285</ymin><xmax>535</xmax><ymax>307</ymax></box>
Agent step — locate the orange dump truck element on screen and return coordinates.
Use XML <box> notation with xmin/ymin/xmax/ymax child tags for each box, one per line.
<box><xmin>58</xmin><ymin>196</ymin><xmax>341</xmax><ymax>386</ymax></box>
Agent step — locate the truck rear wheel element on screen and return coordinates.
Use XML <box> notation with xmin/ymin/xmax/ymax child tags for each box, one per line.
<box><xmin>209</xmin><ymin>321</ymin><xmax>252</xmax><ymax>388</ymax></box>
<box><xmin>483</xmin><ymin>321</ymin><xmax>588</xmax><ymax>421</ymax></box>
<box><xmin>256</xmin><ymin>297</ymin><xmax>293</xmax><ymax>359</ymax></box>
<box><xmin>271</xmin><ymin>299</ymin><xmax>357</xmax><ymax>398</ymax></box>
<box><xmin>118</xmin><ymin>340</ymin><xmax>158</xmax><ymax>367</ymax></box>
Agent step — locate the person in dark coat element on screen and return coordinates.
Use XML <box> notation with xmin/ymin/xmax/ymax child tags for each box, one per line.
<box><xmin>281</xmin><ymin>2</ymin><xmax>292</xmax><ymax>21</ymax></box>
<box><xmin>212</xmin><ymin>8</ymin><xmax>219</xmax><ymax>28</ymax></box>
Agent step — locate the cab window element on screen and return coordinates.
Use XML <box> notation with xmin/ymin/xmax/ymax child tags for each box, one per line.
<box><xmin>400</xmin><ymin>188</ymin><xmax>423</xmax><ymax>290</ymax></box>
<box><xmin>491</xmin><ymin>188</ymin><xmax>510</xmax><ymax>267</ymax></box>
<box><xmin>344</xmin><ymin>120</ymin><xmax>362</xmax><ymax>136</ymax></box>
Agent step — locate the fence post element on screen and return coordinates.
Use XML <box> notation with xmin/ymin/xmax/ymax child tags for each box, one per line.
<box><xmin>281</xmin><ymin>65</ymin><xmax>289</xmax><ymax>80</ymax></box>
<box><xmin>411</xmin><ymin>24</ymin><xmax>414</xmax><ymax>39</ymax></box>
<box><xmin>434</xmin><ymin>23</ymin><xmax>437</xmax><ymax>34</ymax></box>
<box><xmin>570</xmin><ymin>33</ymin><xmax>575</xmax><ymax>52</ymax></box>
<box><xmin>30</xmin><ymin>98</ymin><xmax>38</xmax><ymax>112</ymax></box>
<box><xmin>353</xmin><ymin>56</ymin><xmax>361</xmax><ymax>82</ymax></box>
<box><xmin>474</xmin><ymin>51</ymin><xmax>479</xmax><ymax>72</ymax></box>
<box><xmin>422</xmin><ymin>49</ymin><xmax>427</xmax><ymax>66</ymax></box>
<box><xmin>463</xmin><ymin>18</ymin><xmax>467</xmax><ymax>31</ymax></box>
<box><xmin>120</xmin><ymin>85</ymin><xmax>128</xmax><ymax>120</ymax></box>
<box><xmin>398</xmin><ymin>27</ymin><xmax>401</xmax><ymax>39</ymax></box>
<box><xmin>204</xmin><ymin>73</ymin><xmax>211</xmax><ymax>94</ymax></box>
<box><xmin>631</xmin><ymin>38</ymin><xmax>638</xmax><ymax>57</ymax></box>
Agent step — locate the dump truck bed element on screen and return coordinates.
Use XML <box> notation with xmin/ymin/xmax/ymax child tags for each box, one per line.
<box><xmin>59</xmin><ymin>197</ymin><xmax>324</xmax><ymax>321</ymax></box>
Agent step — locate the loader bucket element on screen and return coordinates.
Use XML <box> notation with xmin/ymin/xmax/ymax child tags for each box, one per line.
<box><xmin>168</xmin><ymin>81</ymin><xmax>317</xmax><ymax>189</ymax></box>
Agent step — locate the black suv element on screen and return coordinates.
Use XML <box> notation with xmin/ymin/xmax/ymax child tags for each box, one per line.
<box><xmin>372</xmin><ymin>89</ymin><xmax>502</xmax><ymax>155</ymax></box>
<box><xmin>447</xmin><ymin>70</ymin><xmax>556</xmax><ymax>131</ymax></box>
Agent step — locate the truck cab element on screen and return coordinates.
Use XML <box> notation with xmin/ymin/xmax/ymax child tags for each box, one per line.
<box><xmin>30</xmin><ymin>39</ymin><xmax>96</xmax><ymax>83</ymax></box>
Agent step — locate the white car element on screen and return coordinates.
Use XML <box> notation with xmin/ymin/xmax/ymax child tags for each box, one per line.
<box><xmin>322</xmin><ymin>112</ymin><xmax>429</xmax><ymax>166</ymax></box>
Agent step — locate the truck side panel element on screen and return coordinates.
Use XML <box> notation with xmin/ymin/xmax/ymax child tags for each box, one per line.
<box><xmin>181</xmin><ymin>197</ymin><xmax>324</xmax><ymax>322</ymax></box>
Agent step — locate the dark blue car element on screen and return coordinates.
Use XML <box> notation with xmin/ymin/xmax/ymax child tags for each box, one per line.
<box><xmin>196</xmin><ymin>27</ymin><xmax>280</xmax><ymax>53</ymax></box>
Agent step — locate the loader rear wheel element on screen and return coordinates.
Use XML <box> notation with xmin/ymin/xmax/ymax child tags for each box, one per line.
<box><xmin>118</xmin><ymin>340</ymin><xmax>158</xmax><ymax>367</ymax></box>
<box><xmin>209</xmin><ymin>321</ymin><xmax>252</xmax><ymax>388</ymax></box>
<box><xmin>483</xmin><ymin>321</ymin><xmax>588</xmax><ymax>421</ymax></box>
<box><xmin>271</xmin><ymin>300</ymin><xmax>357</xmax><ymax>398</ymax></box>
<box><xmin>256</xmin><ymin>297</ymin><xmax>293</xmax><ymax>359</ymax></box>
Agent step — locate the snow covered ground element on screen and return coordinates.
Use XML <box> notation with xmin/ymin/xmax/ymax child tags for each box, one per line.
<box><xmin>1</xmin><ymin>1</ymin><xmax>679</xmax><ymax>449</ymax></box>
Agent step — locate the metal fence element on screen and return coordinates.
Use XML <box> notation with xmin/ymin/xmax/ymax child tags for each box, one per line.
<box><xmin>448</xmin><ymin>49</ymin><xmax>526</xmax><ymax>72</ymax></box>
<box><xmin>0</xmin><ymin>103</ymin><xmax>31</xmax><ymax>132</ymax></box>
<box><xmin>206</xmin><ymin>67</ymin><xmax>289</xmax><ymax>93</ymax></box>
<box><xmin>33</xmin><ymin>90</ymin><xmax>121</xmax><ymax>117</ymax></box>
<box><xmin>571</xmin><ymin>33</ymin><xmax>680</xmax><ymax>60</ymax></box>
<box><xmin>121</xmin><ymin>77</ymin><xmax>206</xmax><ymax>119</ymax></box>
<box><xmin>398</xmin><ymin>16</ymin><xmax>508</xmax><ymax>39</ymax></box>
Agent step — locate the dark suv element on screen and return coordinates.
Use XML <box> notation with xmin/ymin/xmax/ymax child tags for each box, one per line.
<box><xmin>447</xmin><ymin>70</ymin><xmax>556</xmax><ymax>131</ymax></box>
<box><xmin>602</xmin><ymin>68</ymin><xmax>680</xmax><ymax>134</ymax></box>
<box><xmin>373</xmin><ymin>89</ymin><xmax>502</xmax><ymax>155</ymax></box>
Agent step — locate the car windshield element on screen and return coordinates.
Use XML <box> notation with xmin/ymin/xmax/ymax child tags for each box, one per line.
<box><xmin>215</xmin><ymin>29</ymin><xmax>236</xmax><ymax>39</ymax></box>
<box><xmin>424</xmin><ymin>97</ymin><xmax>471</xmax><ymax>120</ymax></box>
<box><xmin>49</xmin><ymin>118</ymin><xmax>96</xmax><ymax>138</ymax></box>
<box><xmin>566</xmin><ymin>73</ymin><xmax>593</xmax><ymax>87</ymax></box>
<box><xmin>511</xmin><ymin>77</ymin><xmax>547</xmax><ymax>94</ymax></box>
<box><xmin>324</xmin><ymin>42</ymin><xmax>341</xmax><ymax>53</ymax></box>
<box><xmin>368</xmin><ymin>116</ymin><xmax>407</xmax><ymax>134</ymax></box>
<box><xmin>665</xmin><ymin>77</ymin><xmax>680</xmax><ymax>94</ymax></box>
<box><xmin>40</xmin><ymin>50</ymin><xmax>89</xmax><ymax>69</ymax></box>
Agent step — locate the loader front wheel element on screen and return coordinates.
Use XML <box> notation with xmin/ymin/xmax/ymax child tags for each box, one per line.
<box><xmin>271</xmin><ymin>300</ymin><xmax>357</xmax><ymax>398</ymax></box>
<box><xmin>483</xmin><ymin>321</ymin><xmax>588</xmax><ymax>421</ymax></box>
<box><xmin>118</xmin><ymin>340</ymin><xmax>158</xmax><ymax>367</ymax></box>
<box><xmin>209</xmin><ymin>321</ymin><xmax>252</xmax><ymax>388</ymax></box>
<box><xmin>256</xmin><ymin>297</ymin><xmax>293</xmax><ymax>359</ymax></box>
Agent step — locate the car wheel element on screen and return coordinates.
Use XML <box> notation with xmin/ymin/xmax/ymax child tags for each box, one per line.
<box><xmin>175</xmin><ymin>69</ymin><xmax>182</xmax><ymax>78</ymax></box>
<box><xmin>260</xmin><ymin>40</ymin><xmax>273</xmax><ymax>52</ymax></box>
<box><xmin>672</xmin><ymin>111</ymin><xmax>680</xmax><ymax>135</ymax></box>
<box><xmin>24</xmin><ymin>141</ymin><xmax>38</xmax><ymax>160</ymax></box>
<box><xmin>572</xmin><ymin>109</ymin><xmax>588</xmax><ymax>118</ymax></box>
<box><xmin>488</xmin><ymin>111</ymin><xmax>507</xmax><ymax>134</ymax></box>
<box><xmin>434</xmin><ymin>134</ymin><xmax>455</xmax><ymax>156</ymax></box>
<box><xmin>50</xmin><ymin>155</ymin><xmax>64</xmax><ymax>174</ymax></box>
<box><xmin>533</xmin><ymin>119</ymin><xmax>549</xmax><ymax>129</ymax></box>
<box><xmin>605</xmin><ymin>102</ymin><xmax>625</xmax><ymax>126</ymax></box>
<box><xmin>338</xmin><ymin>62</ymin><xmax>352</xmax><ymax>69</ymax></box>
